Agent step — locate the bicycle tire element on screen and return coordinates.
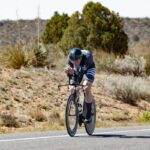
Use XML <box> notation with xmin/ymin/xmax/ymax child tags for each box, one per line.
<box><xmin>65</xmin><ymin>94</ymin><xmax>78</xmax><ymax>137</ymax></box>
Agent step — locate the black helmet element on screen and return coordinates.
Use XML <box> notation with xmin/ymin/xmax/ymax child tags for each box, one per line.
<box><xmin>69</xmin><ymin>48</ymin><xmax>83</xmax><ymax>61</ymax></box>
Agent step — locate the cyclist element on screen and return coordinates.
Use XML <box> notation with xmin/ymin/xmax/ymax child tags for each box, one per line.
<box><xmin>64</xmin><ymin>48</ymin><xmax>96</xmax><ymax>124</ymax></box>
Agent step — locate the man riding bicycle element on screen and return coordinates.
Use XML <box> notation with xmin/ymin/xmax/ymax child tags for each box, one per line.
<box><xmin>64</xmin><ymin>48</ymin><xmax>96</xmax><ymax>123</ymax></box>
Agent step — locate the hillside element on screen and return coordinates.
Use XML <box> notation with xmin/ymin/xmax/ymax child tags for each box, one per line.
<box><xmin>124</xmin><ymin>18</ymin><xmax>150</xmax><ymax>46</ymax></box>
<box><xmin>0</xmin><ymin>19</ymin><xmax>47</xmax><ymax>46</ymax></box>
<box><xmin>0</xmin><ymin>18</ymin><xmax>150</xmax><ymax>46</ymax></box>
<box><xmin>0</xmin><ymin>68</ymin><xmax>150</xmax><ymax>133</ymax></box>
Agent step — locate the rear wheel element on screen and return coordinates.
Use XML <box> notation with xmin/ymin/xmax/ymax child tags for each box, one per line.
<box><xmin>83</xmin><ymin>100</ymin><xmax>96</xmax><ymax>135</ymax></box>
<box><xmin>65</xmin><ymin>94</ymin><xmax>78</xmax><ymax>137</ymax></box>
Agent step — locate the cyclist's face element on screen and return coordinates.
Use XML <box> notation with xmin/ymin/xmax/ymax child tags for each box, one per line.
<box><xmin>71</xmin><ymin>58</ymin><xmax>81</xmax><ymax>66</ymax></box>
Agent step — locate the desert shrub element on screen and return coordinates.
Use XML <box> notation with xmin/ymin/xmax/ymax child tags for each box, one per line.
<box><xmin>49</xmin><ymin>111</ymin><xmax>60</xmax><ymax>120</ymax></box>
<box><xmin>38</xmin><ymin>103</ymin><xmax>50</xmax><ymax>110</ymax></box>
<box><xmin>0</xmin><ymin>43</ymin><xmax>65</xmax><ymax>69</ymax></box>
<box><xmin>0</xmin><ymin>113</ymin><xmax>20</xmax><ymax>128</ymax></box>
<box><xmin>1</xmin><ymin>44</ymin><xmax>36</xmax><ymax>69</ymax></box>
<box><xmin>33</xmin><ymin>43</ymin><xmax>65</xmax><ymax>68</ymax></box>
<box><xmin>96</xmin><ymin>58</ymin><xmax>114</xmax><ymax>72</ymax></box>
<box><xmin>3</xmin><ymin>45</ymin><xmax>28</xmax><ymax>69</ymax></box>
<box><xmin>132</xmin><ymin>34</ymin><xmax>140</xmax><ymax>42</ymax></box>
<box><xmin>138</xmin><ymin>112</ymin><xmax>150</xmax><ymax>122</ymax></box>
<box><xmin>29</xmin><ymin>109</ymin><xmax>47</xmax><ymax>122</ymax></box>
<box><xmin>112</xmin><ymin>55</ymin><xmax>146</xmax><ymax>76</ymax></box>
<box><xmin>111</xmin><ymin>113</ymin><xmax>131</xmax><ymax>121</ymax></box>
<box><xmin>33</xmin><ymin>43</ymin><xmax>50</xmax><ymax>67</ymax></box>
<box><xmin>104</xmin><ymin>75</ymin><xmax>150</xmax><ymax>105</ymax></box>
<box><xmin>94</xmin><ymin>51</ymin><xmax>116</xmax><ymax>72</ymax></box>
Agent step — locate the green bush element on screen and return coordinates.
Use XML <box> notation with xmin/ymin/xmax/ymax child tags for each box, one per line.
<box><xmin>138</xmin><ymin>112</ymin><xmax>150</xmax><ymax>122</ymax></box>
<box><xmin>33</xmin><ymin>43</ymin><xmax>50</xmax><ymax>67</ymax></box>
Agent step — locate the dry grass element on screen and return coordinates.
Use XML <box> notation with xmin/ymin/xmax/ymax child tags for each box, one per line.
<box><xmin>111</xmin><ymin>113</ymin><xmax>132</xmax><ymax>121</ymax></box>
<box><xmin>94</xmin><ymin>51</ymin><xmax>147</xmax><ymax>76</ymax></box>
<box><xmin>0</xmin><ymin>44</ymin><xmax>36</xmax><ymax>69</ymax></box>
<box><xmin>112</xmin><ymin>55</ymin><xmax>146</xmax><ymax>76</ymax></box>
<box><xmin>129</xmin><ymin>40</ymin><xmax>150</xmax><ymax>75</ymax></box>
<box><xmin>29</xmin><ymin>109</ymin><xmax>47</xmax><ymax>122</ymax></box>
<box><xmin>0</xmin><ymin>44</ymin><xmax>65</xmax><ymax>70</ymax></box>
<box><xmin>93</xmin><ymin>50</ymin><xmax>116</xmax><ymax>72</ymax></box>
<box><xmin>103</xmin><ymin>75</ymin><xmax>150</xmax><ymax>105</ymax></box>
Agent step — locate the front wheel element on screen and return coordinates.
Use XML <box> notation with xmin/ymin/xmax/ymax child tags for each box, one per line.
<box><xmin>84</xmin><ymin>100</ymin><xmax>96</xmax><ymax>135</ymax></box>
<box><xmin>65</xmin><ymin>94</ymin><xmax>78</xmax><ymax>137</ymax></box>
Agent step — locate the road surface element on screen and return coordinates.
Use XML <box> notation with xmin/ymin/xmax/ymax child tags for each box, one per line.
<box><xmin>0</xmin><ymin>126</ymin><xmax>150</xmax><ymax>150</ymax></box>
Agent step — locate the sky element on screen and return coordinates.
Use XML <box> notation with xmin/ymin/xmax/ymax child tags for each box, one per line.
<box><xmin>0</xmin><ymin>0</ymin><xmax>150</xmax><ymax>20</ymax></box>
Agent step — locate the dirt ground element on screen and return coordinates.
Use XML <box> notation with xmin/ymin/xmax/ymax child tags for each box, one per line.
<box><xmin>0</xmin><ymin>67</ymin><xmax>150</xmax><ymax>133</ymax></box>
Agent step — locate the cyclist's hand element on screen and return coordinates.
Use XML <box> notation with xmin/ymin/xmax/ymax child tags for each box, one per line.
<box><xmin>64</xmin><ymin>66</ymin><xmax>74</xmax><ymax>75</ymax></box>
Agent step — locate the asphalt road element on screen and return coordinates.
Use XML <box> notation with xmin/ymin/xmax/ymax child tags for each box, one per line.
<box><xmin>0</xmin><ymin>126</ymin><xmax>150</xmax><ymax>150</ymax></box>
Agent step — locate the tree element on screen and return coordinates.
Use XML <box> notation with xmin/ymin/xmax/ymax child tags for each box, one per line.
<box><xmin>58</xmin><ymin>11</ymin><xmax>88</xmax><ymax>55</ymax></box>
<box><xmin>42</xmin><ymin>11</ymin><xmax>69</xmax><ymax>44</ymax></box>
<box><xmin>42</xmin><ymin>2</ymin><xmax>128</xmax><ymax>55</ymax></box>
<box><xmin>82</xmin><ymin>1</ymin><xmax>128</xmax><ymax>54</ymax></box>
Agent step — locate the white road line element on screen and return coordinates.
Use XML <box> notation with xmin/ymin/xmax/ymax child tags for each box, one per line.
<box><xmin>0</xmin><ymin>128</ymin><xmax>150</xmax><ymax>142</ymax></box>
<box><xmin>0</xmin><ymin>135</ymin><xmax>69</xmax><ymax>142</ymax></box>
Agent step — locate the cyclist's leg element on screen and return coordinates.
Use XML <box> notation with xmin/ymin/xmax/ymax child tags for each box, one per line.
<box><xmin>82</xmin><ymin>72</ymin><xmax>95</xmax><ymax>123</ymax></box>
<box><xmin>82</xmin><ymin>80</ymin><xmax>93</xmax><ymax>121</ymax></box>
<box><xmin>82</xmin><ymin>80</ymin><xmax>93</xmax><ymax>103</ymax></box>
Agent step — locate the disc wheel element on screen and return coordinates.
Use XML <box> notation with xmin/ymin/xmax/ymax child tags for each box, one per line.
<box><xmin>83</xmin><ymin>100</ymin><xmax>96</xmax><ymax>135</ymax></box>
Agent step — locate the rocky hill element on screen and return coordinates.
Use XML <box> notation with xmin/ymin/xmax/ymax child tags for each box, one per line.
<box><xmin>123</xmin><ymin>18</ymin><xmax>150</xmax><ymax>46</ymax></box>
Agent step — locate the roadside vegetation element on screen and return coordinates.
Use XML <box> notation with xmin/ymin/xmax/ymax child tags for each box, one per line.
<box><xmin>0</xmin><ymin>1</ymin><xmax>150</xmax><ymax>133</ymax></box>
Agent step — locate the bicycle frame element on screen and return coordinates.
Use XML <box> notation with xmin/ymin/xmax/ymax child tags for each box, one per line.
<box><xmin>58</xmin><ymin>83</ymin><xmax>85</xmax><ymax>102</ymax></box>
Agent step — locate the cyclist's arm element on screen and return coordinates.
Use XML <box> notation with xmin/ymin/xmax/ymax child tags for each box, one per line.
<box><xmin>85</xmin><ymin>53</ymin><xmax>96</xmax><ymax>82</ymax></box>
<box><xmin>85</xmin><ymin>52</ymin><xmax>95</xmax><ymax>68</ymax></box>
